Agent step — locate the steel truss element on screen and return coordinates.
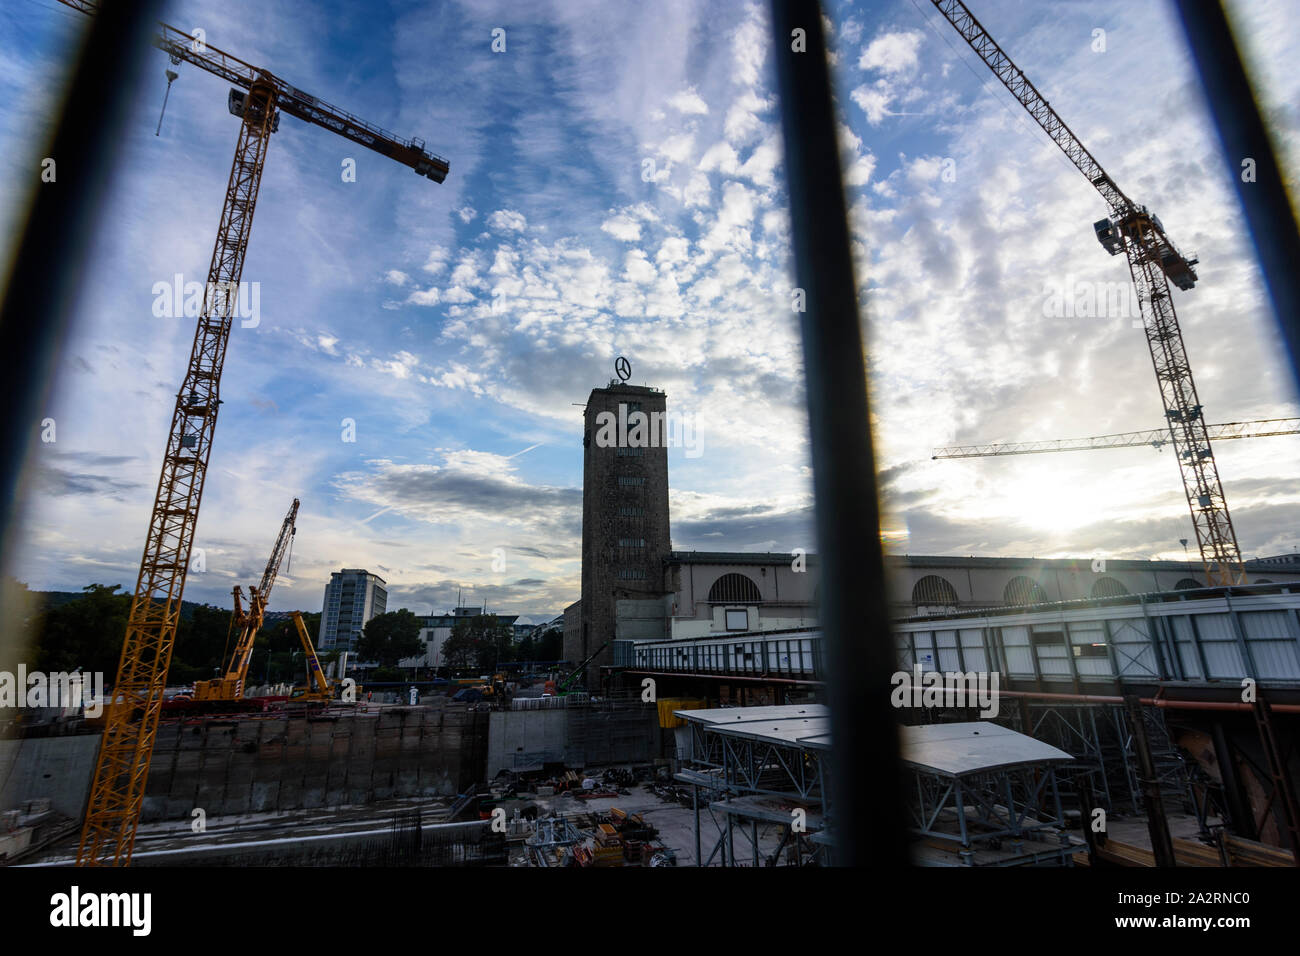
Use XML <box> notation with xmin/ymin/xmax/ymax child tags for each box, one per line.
<box><xmin>677</xmin><ymin>720</ymin><xmax>829</xmax><ymax>867</ymax></box>
<box><xmin>908</xmin><ymin>762</ymin><xmax>1074</xmax><ymax>865</ymax></box>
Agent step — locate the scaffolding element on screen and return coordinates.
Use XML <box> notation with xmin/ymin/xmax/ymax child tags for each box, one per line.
<box><xmin>675</xmin><ymin>705</ymin><xmax>830</xmax><ymax>866</ymax></box>
<box><xmin>903</xmin><ymin>723</ymin><xmax>1081</xmax><ymax>866</ymax></box>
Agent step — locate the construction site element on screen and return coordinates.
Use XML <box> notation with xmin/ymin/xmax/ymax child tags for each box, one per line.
<box><xmin>0</xmin><ymin>0</ymin><xmax>1297</xmax><ymax>928</ymax></box>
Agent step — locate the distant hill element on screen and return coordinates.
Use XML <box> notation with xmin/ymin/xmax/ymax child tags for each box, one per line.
<box><xmin>29</xmin><ymin>589</ymin><xmax>215</xmax><ymax>620</ymax></box>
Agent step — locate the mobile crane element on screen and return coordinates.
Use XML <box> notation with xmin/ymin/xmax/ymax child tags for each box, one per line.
<box><xmin>287</xmin><ymin>610</ymin><xmax>334</xmax><ymax>704</ymax></box>
<box><xmin>193</xmin><ymin>499</ymin><xmax>298</xmax><ymax>702</ymax></box>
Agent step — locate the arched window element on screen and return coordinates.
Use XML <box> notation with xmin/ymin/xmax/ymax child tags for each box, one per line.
<box><xmin>1004</xmin><ymin>575</ymin><xmax>1048</xmax><ymax>606</ymax></box>
<box><xmin>1091</xmin><ymin>576</ymin><xmax>1129</xmax><ymax>598</ymax></box>
<box><xmin>1174</xmin><ymin>578</ymin><xmax>1203</xmax><ymax>591</ymax></box>
<box><xmin>912</xmin><ymin>575</ymin><xmax>959</xmax><ymax>606</ymax></box>
<box><xmin>1254</xmin><ymin>578</ymin><xmax>1274</xmax><ymax>585</ymax></box>
<box><xmin>707</xmin><ymin>572</ymin><xmax>762</xmax><ymax>604</ymax></box>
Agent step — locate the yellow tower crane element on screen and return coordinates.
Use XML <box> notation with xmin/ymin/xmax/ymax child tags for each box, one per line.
<box><xmin>60</xmin><ymin>1</ymin><xmax>448</xmax><ymax>866</ymax></box>
<box><xmin>931</xmin><ymin>0</ymin><xmax>1246</xmax><ymax>586</ymax></box>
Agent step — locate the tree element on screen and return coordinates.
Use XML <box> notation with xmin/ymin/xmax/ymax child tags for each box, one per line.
<box><xmin>30</xmin><ymin>583</ymin><xmax>130</xmax><ymax>677</ymax></box>
<box><xmin>356</xmin><ymin>609</ymin><xmax>423</xmax><ymax>668</ymax></box>
<box><xmin>170</xmin><ymin>602</ymin><xmax>236</xmax><ymax>683</ymax></box>
<box><xmin>440</xmin><ymin>614</ymin><xmax>513</xmax><ymax>672</ymax></box>
<box><xmin>533</xmin><ymin>624</ymin><xmax>563</xmax><ymax>662</ymax></box>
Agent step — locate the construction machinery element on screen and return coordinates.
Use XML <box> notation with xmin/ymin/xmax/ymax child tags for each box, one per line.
<box><xmin>287</xmin><ymin>611</ymin><xmax>333</xmax><ymax>703</ymax></box>
<box><xmin>933</xmin><ymin>418</ymin><xmax>1300</xmax><ymax>459</ymax></box>
<box><xmin>930</xmin><ymin>0</ymin><xmax>1247</xmax><ymax>585</ymax></box>
<box><xmin>63</xmin><ymin>1</ymin><xmax>448</xmax><ymax>866</ymax></box>
<box><xmin>193</xmin><ymin>499</ymin><xmax>298</xmax><ymax>701</ymax></box>
<box><xmin>544</xmin><ymin>641</ymin><xmax>611</xmax><ymax>696</ymax></box>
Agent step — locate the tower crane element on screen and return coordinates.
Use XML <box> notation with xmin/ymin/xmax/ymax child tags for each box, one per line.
<box><xmin>930</xmin><ymin>0</ymin><xmax>1246</xmax><ymax>585</ymax></box>
<box><xmin>933</xmin><ymin>418</ymin><xmax>1300</xmax><ymax>459</ymax></box>
<box><xmin>193</xmin><ymin>498</ymin><xmax>299</xmax><ymax>701</ymax></box>
<box><xmin>61</xmin><ymin>1</ymin><xmax>448</xmax><ymax>866</ymax></box>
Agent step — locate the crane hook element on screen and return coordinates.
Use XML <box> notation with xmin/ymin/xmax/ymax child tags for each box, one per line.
<box><xmin>156</xmin><ymin>68</ymin><xmax>179</xmax><ymax>137</ymax></box>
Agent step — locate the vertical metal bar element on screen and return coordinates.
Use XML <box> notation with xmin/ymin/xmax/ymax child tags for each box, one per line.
<box><xmin>1062</xmin><ymin>621</ymin><xmax>1081</xmax><ymax>692</ymax></box>
<box><xmin>0</xmin><ymin>2</ymin><xmax>166</xmax><ymax>584</ymax></box>
<box><xmin>1211</xmin><ymin>718</ymin><xmax>1256</xmax><ymax>841</ymax></box>
<box><xmin>1125</xmin><ymin>694</ymin><xmax>1177</xmax><ymax>866</ymax></box>
<box><xmin>1086</xmin><ymin>705</ymin><xmax>1114</xmax><ymax>812</ymax></box>
<box><xmin>768</xmin><ymin>0</ymin><xmax>904</xmax><ymax>866</ymax></box>
<box><xmin>693</xmin><ymin>782</ymin><xmax>702</xmax><ymax>867</ymax></box>
<box><xmin>1190</xmin><ymin>616</ymin><xmax>1211</xmax><ymax>686</ymax></box>
<box><xmin>1173</xmin><ymin>0</ymin><xmax>1300</xmax><ymax>389</ymax></box>
<box><xmin>1224</xmin><ymin>592</ymin><xmax>1259</xmax><ymax>680</ymax></box>
<box><xmin>1101</xmin><ymin>618</ymin><xmax>1122</xmax><ymax>683</ymax></box>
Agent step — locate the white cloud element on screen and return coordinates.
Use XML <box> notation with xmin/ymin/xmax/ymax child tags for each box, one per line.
<box><xmin>423</xmin><ymin>247</ymin><xmax>449</xmax><ymax>274</ymax></box>
<box><xmin>699</xmin><ymin>141</ymin><xmax>740</xmax><ymax>175</ymax></box>
<box><xmin>683</xmin><ymin>172</ymin><xmax>711</xmax><ymax>208</ymax></box>
<box><xmin>384</xmin><ymin>269</ymin><xmax>409</xmax><ymax>286</ymax></box>
<box><xmin>858</xmin><ymin>30</ymin><xmax>923</xmax><ymax>75</ymax></box>
<box><xmin>457</xmin><ymin>206</ymin><xmax>478</xmax><ymax>223</ymax></box>
<box><xmin>851</xmin><ymin>84</ymin><xmax>892</xmax><ymax>125</ymax></box>
<box><xmin>488</xmin><ymin>209</ymin><xmax>528</xmax><ymax>232</ymax></box>
<box><xmin>406</xmin><ymin>287</ymin><xmax>441</xmax><ymax>306</ymax></box>
<box><xmin>656</xmin><ymin>132</ymin><xmax>695</xmax><ymax>164</ymax></box>
<box><xmin>601</xmin><ymin>213</ymin><xmax>642</xmax><ymax>242</ymax></box>
<box><xmin>668</xmin><ymin>87</ymin><xmax>709</xmax><ymax>115</ymax></box>
<box><xmin>623</xmin><ymin>249</ymin><xmax>657</xmax><ymax>284</ymax></box>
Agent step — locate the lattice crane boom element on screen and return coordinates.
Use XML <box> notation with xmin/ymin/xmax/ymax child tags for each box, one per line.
<box><xmin>62</xmin><ymin>0</ymin><xmax>447</xmax><ymax>866</ymax></box>
<box><xmin>58</xmin><ymin>4</ymin><xmax>447</xmax><ymax>181</ymax></box>
<box><xmin>930</xmin><ymin>0</ymin><xmax>1246</xmax><ymax>586</ymax></box>
<box><xmin>933</xmin><ymin>418</ymin><xmax>1300</xmax><ymax>459</ymax></box>
<box><xmin>193</xmin><ymin>498</ymin><xmax>298</xmax><ymax>701</ymax></box>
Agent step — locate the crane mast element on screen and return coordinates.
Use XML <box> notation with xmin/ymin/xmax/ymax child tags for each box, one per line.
<box><xmin>62</xmin><ymin>1</ymin><xmax>447</xmax><ymax>866</ymax></box>
<box><xmin>931</xmin><ymin>0</ymin><xmax>1246</xmax><ymax>585</ymax></box>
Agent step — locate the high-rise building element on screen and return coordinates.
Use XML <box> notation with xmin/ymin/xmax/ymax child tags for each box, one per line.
<box><xmin>566</xmin><ymin>382</ymin><xmax>671</xmax><ymax>686</ymax></box>
<box><xmin>320</xmin><ymin>569</ymin><xmax>387</xmax><ymax>651</ymax></box>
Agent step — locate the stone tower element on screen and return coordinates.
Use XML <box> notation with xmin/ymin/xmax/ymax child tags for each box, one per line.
<box><xmin>569</xmin><ymin>382</ymin><xmax>671</xmax><ymax>687</ymax></box>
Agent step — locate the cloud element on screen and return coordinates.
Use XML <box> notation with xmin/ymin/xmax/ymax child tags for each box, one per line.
<box><xmin>851</xmin><ymin>84</ymin><xmax>893</xmax><ymax>125</ymax></box>
<box><xmin>601</xmin><ymin>213</ymin><xmax>643</xmax><ymax>242</ymax></box>
<box><xmin>668</xmin><ymin>87</ymin><xmax>709</xmax><ymax>115</ymax></box>
<box><xmin>334</xmin><ymin>454</ymin><xmax>582</xmax><ymax>542</ymax></box>
<box><xmin>858</xmin><ymin>30</ymin><xmax>923</xmax><ymax>75</ymax></box>
<box><xmin>487</xmin><ymin>209</ymin><xmax>528</xmax><ymax>232</ymax></box>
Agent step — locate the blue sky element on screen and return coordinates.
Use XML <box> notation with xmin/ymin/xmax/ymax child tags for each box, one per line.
<box><xmin>3</xmin><ymin>0</ymin><xmax>1298</xmax><ymax>621</ymax></box>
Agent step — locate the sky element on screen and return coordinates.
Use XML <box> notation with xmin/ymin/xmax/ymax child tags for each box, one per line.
<box><xmin>2</xmin><ymin>0</ymin><xmax>1298</xmax><ymax>621</ymax></box>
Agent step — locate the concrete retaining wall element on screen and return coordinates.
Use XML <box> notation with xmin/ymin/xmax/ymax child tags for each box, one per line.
<box><xmin>487</xmin><ymin>703</ymin><xmax>659</xmax><ymax>777</ymax></box>
<box><xmin>0</xmin><ymin>734</ymin><xmax>99</xmax><ymax>817</ymax></box>
<box><xmin>142</xmin><ymin>706</ymin><xmax>489</xmax><ymax>822</ymax></box>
